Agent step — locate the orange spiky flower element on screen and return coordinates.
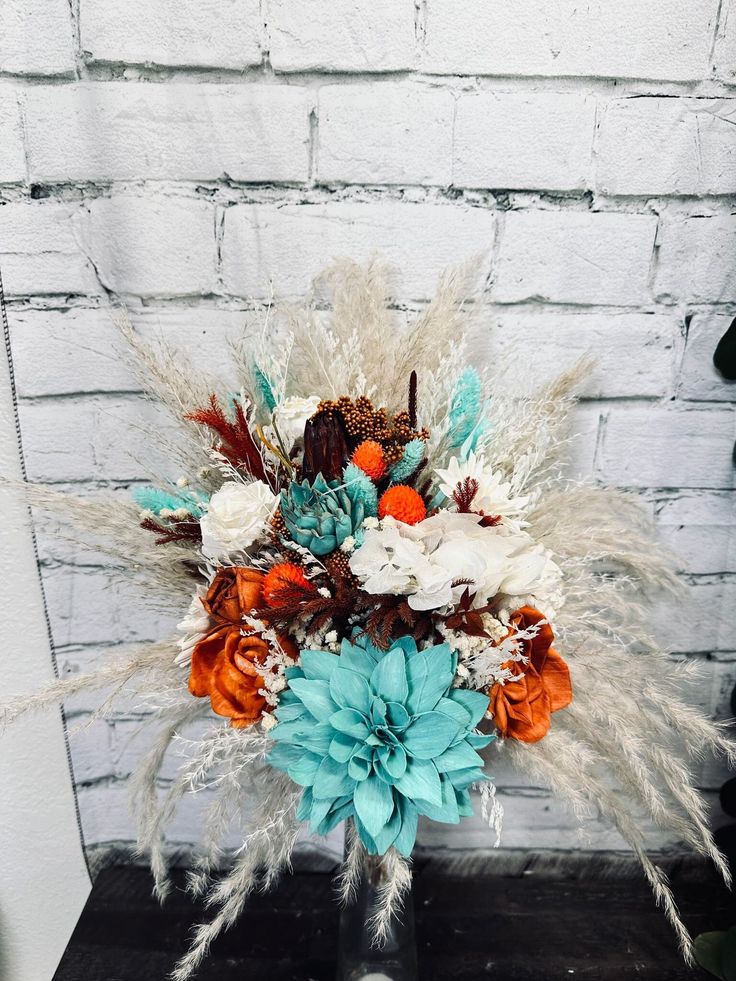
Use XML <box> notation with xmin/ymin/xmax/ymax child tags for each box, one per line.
<box><xmin>263</xmin><ymin>563</ymin><xmax>315</xmax><ymax>608</ymax></box>
<box><xmin>378</xmin><ymin>485</ymin><xmax>427</xmax><ymax>525</ymax></box>
<box><xmin>352</xmin><ymin>440</ymin><xmax>387</xmax><ymax>481</ymax></box>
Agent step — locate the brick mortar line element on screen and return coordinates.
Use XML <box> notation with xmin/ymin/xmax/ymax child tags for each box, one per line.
<box><xmin>1</xmin><ymin>68</ymin><xmax>735</xmax><ymax>97</ymax></box>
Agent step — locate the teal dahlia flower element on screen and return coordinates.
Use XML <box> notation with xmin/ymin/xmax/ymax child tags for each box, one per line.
<box><xmin>280</xmin><ymin>475</ymin><xmax>365</xmax><ymax>556</ymax></box>
<box><xmin>268</xmin><ymin>633</ymin><xmax>493</xmax><ymax>856</ymax></box>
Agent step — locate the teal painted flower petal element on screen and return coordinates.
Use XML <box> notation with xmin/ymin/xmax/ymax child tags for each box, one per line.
<box><xmin>448</xmin><ymin>688</ymin><xmax>489</xmax><ymax>728</ymax></box>
<box><xmin>385</xmin><ymin>701</ymin><xmax>410</xmax><ymax>731</ymax></box>
<box><xmin>393</xmin><ymin>799</ymin><xmax>419</xmax><ymax>856</ymax></box>
<box><xmin>434</xmin><ymin>740</ymin><xmax>483</xmax><ymax>774</ymax></box>
<box><xmin>372</xmin><ymin>801</ymin><xmax>402</xmax><ymax>854</ymax></box>
<box><xmin>403</xmin><ymin>712</ymin><xmax>460</xmax><ymax>760</ymax></box>
<box><xmin>330</xmin><ymin>668</ymin><xmax>371</xmax><ymax>716</ymax></box>
<box><xmin>267</xmin><ymin>742</ymin><xmax>302</xmax><ymax>770</ymax></box>
<box><xmin>370</xmin><ymin>647</ymin><xmax>409</xmax><ymax>704</ymax></box>
<box><xmin>377</xmin><ymin>741</ymin><xmax>407</xmax><ymax>781</ymax></box>
<box><xmin>348</xmin><ymin>753</ymin><xmax>372</xmax><ymax>782</ymax></box>
<box><xmin>330</xmin><ymin>708</ymin><xmax>370</xmax><ymax>739</ymax></box>
<box><xmin>354</xmin><ymin>773</ymin><xmax>394</xmax><ymax>839</ymax></box>
<box><xmin>314</xmin><ymin>797</ymin><xmax>354</xmax><ymax>836</ymax></box>
<box><xmin>312</xmin><ymin>755</ymin><xmax>357</xmax><ymax>800</ymax></box>
<box><xmin>288</xmin><ymin>751</ymin><xmax>323</xmax><ymax>787</ymax></box>
<box><xmin>289</xmin><ymin>678</ymin><xmax>338</xmax><ymax>720</ymax></box>
<box><xmin>300</xmin><ymin>650</ymin><xmax>340</xmax><ymax>682</ymax></box>
<box><xmin>434</xmin><ymin>696</ymin><xmax>471</xmax><ymax>727</ymax></box>
<box><xmin>329</xmin><ymin>733</ymin><xmax>358</xmax><ymax>764</ymax></box>
<box><xmin>405</xmin><ymin>645</ymin><xmax>455</xmax><ymax>714</ymax></box>
<box><xmin>395</xmin><ymin>757</ymin><xmax>442</xmax><ymax>807</ymax></box>
<box><xmin>299</xmin><ymin>723</ymin><xmax>333</xmax><ymax>756</ymax></box>
<box><xmin>447</xmin><ymin>766</ymin><xmax>486</xmax><ymax>791</ymax></box>
<box><xmin>416</xmin><ymin>774</ymin><xmax>461</xmax><ymax>824</ymax></box>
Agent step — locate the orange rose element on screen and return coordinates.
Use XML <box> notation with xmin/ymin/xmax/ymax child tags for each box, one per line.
<box><xmin>488</xmin><ymin>606</ymin><xmax>572</xmax><ymax>743</ymax></box>
<box><xmin>189</xmin><ymin>567</ymin><xmax>296</xmax><ymax>727</ymax></box>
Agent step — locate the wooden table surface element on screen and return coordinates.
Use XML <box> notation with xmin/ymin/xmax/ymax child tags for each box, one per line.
<box><xmin>53</xmin><ymin>862</ymin><xmax>731</xmax><ymax>980</ymax></box>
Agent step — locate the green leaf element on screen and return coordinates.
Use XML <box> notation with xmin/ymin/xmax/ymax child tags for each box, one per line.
<box><xmin>721</xmin><ymin>927</ymin><xmax>736</xmax><ymax>981</ymax></box>
<box><xmin>403</xmin><ymin>712</ymin><xmax>460</xmax><ymax>760</ymax></box>
<box><xmin>694</xmin><ymin>932</ymin><xmax>727</xmax><ymax>979</ymax></box>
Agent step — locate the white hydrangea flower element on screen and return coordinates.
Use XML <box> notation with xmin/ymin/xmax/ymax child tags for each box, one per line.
<box><xmin>435</xmin><ymin>452</ymin><xmax>530</xmax><ymax>527</ymax></box>
<box><xmin>199</xmin><ymin>480</ymin><xmax>278</xmax><ymax>562</ymax></box>
<box><xmin>349</xmin><ymin>512</ymin><xmax>562</xmax><ymax>614</ymax></box>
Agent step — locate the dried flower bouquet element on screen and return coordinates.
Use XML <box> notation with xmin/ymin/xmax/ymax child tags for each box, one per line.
<box><xmin>5</xmin><ymin>259</ymin><xmax>733</xmax><ymax>979</ymax></box>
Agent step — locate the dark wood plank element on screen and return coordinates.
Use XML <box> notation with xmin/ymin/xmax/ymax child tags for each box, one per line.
<box><xmin>53</xmin><ymin>862</ymin><xmax>733</xmax><ymax>980</ymax></box>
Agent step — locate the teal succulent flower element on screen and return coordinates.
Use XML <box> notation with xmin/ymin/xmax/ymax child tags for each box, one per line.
<box><xmin>281</xmin><ymin>475</ymin><xmax>365</xmax><ymax>556</ymax></box>
<box><xmin>268</xmin><ymin>633</ymin><xmax>493</xmax><ymax>856</ymax></box>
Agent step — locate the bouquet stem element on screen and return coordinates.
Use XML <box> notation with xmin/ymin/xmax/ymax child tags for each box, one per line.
<box><xmin>336</xmin><ymin>822</ymin><xmax>418</xmax><ymax>981</ymax></box>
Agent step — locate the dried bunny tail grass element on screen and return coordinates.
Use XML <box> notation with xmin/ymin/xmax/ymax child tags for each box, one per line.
<box><xmin>112</xmin><ymin>309</ymin><xmax>223</xmax><ymax>477</ymax></box>
<box><xmin>0</xmin><ymin>638</ymin><xmax>179</xmax><ymax>725</ymax></box>
<box><xmin>335</xmin><ymin>819</ymin><xmax>367</xmax><ymax>906</ymax></box>
<box><xmin>113</xmin><ymin>309</ymin><xmax>220</xmax><ymax>424</ymax></box>
<box><xmin>171</xmin><ymin>771</ymin><xmax>301</xmax><ymax>981</ymax></box>
<box><xmin>383</xmin><ymin>257</ymin><xmax>484</xmax><ymax>413</ymax></box>
<box><xmin>9</xmin><ymin>479</ymin><xmax>197</xmax><ymax>597</ymax></box>
<box><xmin>509</xmin><ymin>730</ymin><xmax>695</xmax><ymax>963</ymax></box>
<box><xmin>481</xmin><ymin>357</ymin><xmax>592</xmax><ymax>494</ymax></box>
<box><xmin>284</xmin><ymin>258</ymin><xmax>395</xmax><ymax>402</ymax></box>
<box><xmin>366</xmin><ymin>848</ymin><xmax>413</xmax><ymax>947</ymax></box>
<box><xmin>282</xmin><ymin>257</ymin><xmax>484</xmax><ymax>411</ymax></box>
<box><xmin>130</xmin><ymin>699</ymin><xmax>208</xmax><ymax>900</ymax></box>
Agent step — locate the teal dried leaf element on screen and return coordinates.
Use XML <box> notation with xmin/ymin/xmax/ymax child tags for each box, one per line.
<box><xmin>253</xmin><ymin>364</ymin><xmax>277</xmax><ymax>412</ymax></box>
<box><xmin>132</xmin><ymin>485</ymin><xmax>205</xmax><ymax>516</ymax></box>
<box><xmin>448</xmin><ymin>367</ymin><xmax>482</xmax><ymax>447</ymax></box>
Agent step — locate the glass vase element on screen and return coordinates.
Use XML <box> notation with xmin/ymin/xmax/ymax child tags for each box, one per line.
<box><xmin>335</xmin><ymin>823</ymin><xmax>418</xmax><ymax>981</ymax></box>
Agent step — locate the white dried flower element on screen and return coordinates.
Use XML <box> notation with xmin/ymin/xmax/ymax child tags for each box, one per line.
<box><xmin>261</xmin><ymin>712</ymin><xmax>277</xmax><ymax>732</ymax></box>
<box><xmin>176</xmin><ymin>476</ymin><xmax>190</xmax><ymax>488</ymax></box>
<box><xmin>339</xmin><ymin>535</ymin><xmax>356</xmax><ymax>553</ymax></box>
<box><xmin>272</xmin><ymin>395</ymin><xmax>321</xmax><ymax>448</ymax></box>
<box><xmin>362</xmin><ymin>516</ymin><xmax>380</xmax><ymax>530</ymax></box>
<box><xmin>199</xmin><ymin>480</ymin><xmax>278</xmax><ymax>562</ymax></box>
<box><xmin>318</xmin><ymin>587</ymin><xmax>331</xmax><ymax>598</ymax></box>
<box><xmin>435</xmin><ymin>452</ymin><xmax>530</xmax><ymax>528</ymax></box>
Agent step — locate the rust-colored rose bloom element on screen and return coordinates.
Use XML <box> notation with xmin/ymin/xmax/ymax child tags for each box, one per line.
<box><xmin>189</xmin><ymin>567</ymin><xmax>297</xmax><ymax>728</ymax></box>
<box><xmin>488</xmin><ymin>606</ymin><xmax>572</xmax><ymax>743</ymax></box>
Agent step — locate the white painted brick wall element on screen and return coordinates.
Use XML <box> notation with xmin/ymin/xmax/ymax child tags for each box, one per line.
<box><xmin>454</xmin><ymin>91</ymin><xmax>596</xmax><ymax>192</ymax></box>
<box><xmin>2</xmin><ymin>0</ymin><xmax>736</xmax><ymax>860</ymax></box>
<box><xmin>24</xmin><ymin>83</ymin><xmax>311</xmax><ymax>183</ymax></box>
<box><xmin>80</xmin><ymin>0</ymin><xmax>263</xmax><ymax>70</ymax></box>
